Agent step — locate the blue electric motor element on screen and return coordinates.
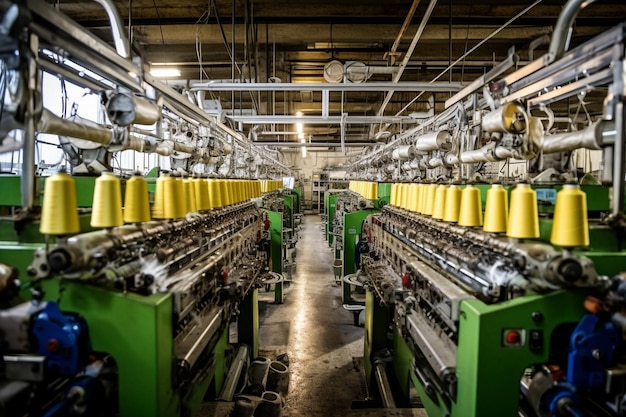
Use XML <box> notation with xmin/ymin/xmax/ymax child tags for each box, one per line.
<box><xmin>32</xmin><ymin>302</ymin><xmax>90</xmax><ymax>377</ymax></box>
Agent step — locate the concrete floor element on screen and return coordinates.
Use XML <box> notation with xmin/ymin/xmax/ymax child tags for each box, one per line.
<box><xmin>258</xmin><ymin>215</ymin><xmax>367</xmax><ymax>417</ymax></box>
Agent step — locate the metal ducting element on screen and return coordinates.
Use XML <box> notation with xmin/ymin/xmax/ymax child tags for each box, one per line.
<box><xmin>323</xmin><ymin>60</ymin><xmax>398</xmax><ymax>83</ymax></box>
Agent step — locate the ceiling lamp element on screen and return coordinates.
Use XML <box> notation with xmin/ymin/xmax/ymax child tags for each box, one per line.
<box><xmin>150</xmin><ymin>68</ymin><xmax>181</xmax><ymax>78</ymax></box>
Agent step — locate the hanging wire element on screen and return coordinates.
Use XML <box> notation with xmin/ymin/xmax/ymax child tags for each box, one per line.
<box><xmin>460</xmin><ymin>0</ymin><xmax>474</xmax><ymax>82</ymax></box>
<box><xmin>151</xmin><ymin>0</ymin><xmax>165</xmax><ymax>45</ymax></box>
<box><xmin>395</xmin><ymin>0</ymin><xmax>543</xmax><ymax>117</ymax></box>
<box><xmin>195</xmin><ymin>5</ymin><xmax>212</xmax><ymax>80</ymax></box>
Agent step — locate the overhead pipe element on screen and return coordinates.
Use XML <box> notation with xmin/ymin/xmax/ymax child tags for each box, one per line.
<box><xmin>190</xmin><ymin>81</ymin><xmax>463</xmax><ymax>92</ymax></box>
<box><xmin>546</xmin><ymin>0</ymin><xmax>598</xmax><ymax>64</ymax></box>
<box><xmin>91</xmin><ymin>0</ymin><xmax>130</xmax><ymax>58</ymax></box>
<box><xmin>258</xmin><ymin>142</ymin><xmax>377</xmax><ymax>148</ymax></box>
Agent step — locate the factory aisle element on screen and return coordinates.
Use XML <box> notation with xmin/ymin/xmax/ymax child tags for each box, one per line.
<box><xmin>259</xmin><ymin>215</ymin><xmax>366</xmax><ymax>417</ymax></box>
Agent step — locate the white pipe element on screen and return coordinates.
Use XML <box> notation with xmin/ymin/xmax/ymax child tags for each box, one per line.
<box><xmin>547</xmin><ymin>0</ymin><xmax>598</xmax><ymax>64</ymax></box>
<box><xmin>92</xmin><ymin>0</ymin><xmax>130</xmax><ymax>58</ymax></box>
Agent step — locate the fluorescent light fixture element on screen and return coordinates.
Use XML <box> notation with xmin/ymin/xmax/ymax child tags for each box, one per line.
<box><xmin>150</xmin><ymin>68</ymin><xmax>181</xmax><ymax>78</ymax></box>
<box><xmin>301</xmin><ymin>146</ymin><xmax>307</xmax><ymax>158</ymax></box>
<box><xmin>295</xmin><ymin>112</ymin><xmax>303</xmax><ymax>134</ymax></box>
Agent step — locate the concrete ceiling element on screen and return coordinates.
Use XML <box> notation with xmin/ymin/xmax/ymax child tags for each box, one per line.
<box><xmin>53</xmin><ymin>0</ymin><xmax>626</xmax><ymax>146</ymax></box>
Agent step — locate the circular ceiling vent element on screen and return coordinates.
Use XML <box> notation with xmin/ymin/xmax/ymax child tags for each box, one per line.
<box><xmin>323</xmin><ymin>60</ymin><xmax>344</xmax><ymax>83</ymax></box>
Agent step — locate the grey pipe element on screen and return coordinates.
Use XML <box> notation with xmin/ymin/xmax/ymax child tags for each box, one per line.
<box><xmin>458</xmin><ymin>143</ymin><xmax>513</xmax><ymax>164</ymax></box>
<box><xmin>38</xmin><ymin>109</ymin><xmax>113</xmax><ymax>146</ymax></box>
<box><xmin>219</xmin><ymin>345</ymin><xmax>250</xmax><ymax>401</ymax></box>
<box><xmin>92</xmin><ymin>0</ymin><xmax>130</xmax><ymax>58</ymax></box>
<box><xmin>542</xmin><ymin>120</ymin><xmax>608</xmax><ymax>154</ymax></box>
<box><xmin>547</xmin><ymin>0</ymin><xmax>597</xmax><ymax>64</ymax></box>
<box><xmin>373</xmin><ymin>362</ymin><xmax>396</xmax><ymax>408</ymax></box>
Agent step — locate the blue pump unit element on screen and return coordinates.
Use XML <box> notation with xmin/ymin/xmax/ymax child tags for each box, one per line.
<box><xmin>567</xmin><ymin>314</ymin><xmax>620</xmax><ymax>389</ymax></box>
<box><xmin>32</xmin><ymin>302</ymin><xmax>90</xmax><ymax>377</ymax></box>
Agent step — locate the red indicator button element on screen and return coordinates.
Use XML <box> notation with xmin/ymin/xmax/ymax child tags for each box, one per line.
<box><xmin>506</xmin><ymin>330</ymin><xmax>521</xmax><ymax>345</ymax></box>
<box><xmin>502</xmin><ymin>329</ymin><xmax>525</xmax><ymax>347</ymax></box>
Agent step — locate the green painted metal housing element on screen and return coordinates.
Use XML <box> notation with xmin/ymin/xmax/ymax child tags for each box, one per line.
<box><xmin>386</xmin><ymin>291</ymin><xmax>588</xmax><ymax>417</ymax></box>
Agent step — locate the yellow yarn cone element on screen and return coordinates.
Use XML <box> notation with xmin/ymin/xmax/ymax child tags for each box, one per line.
<box><xmin>40</xmin><ymin>171</ymin><xmax>80</xmax><ymax>235</ymax></box>
<box><xmin>415</xmin><ymin>184</ymin><xmax>425</xmax><ymax>213</ymax></box>
<box><xmin>443</xmin><ymin>186</ymin><xmax>461</xmax><ymax>222</ymax></box>
<box><xmin>183</xmin><ymin>179</ymin><xmax>197</xmax><ymax>212</ymax></box>
<box><xmin>396</xmin><ymin>184</ymin><xmax>404</xmax><ymax>209</ymax></box>
<box><xmin>217</xmin><ymin>179</ymin><xmax>229</xmax><ymax>208</ymax></box>
<box><xmin>228</xmin><ymin>180</ymin><xmax>237</xmax><ymax>205</ymax></box>
<box><xmin>152</xmin><ymin>174</ymin><xmax>167</xmax><ymax>219</ymax></box>
<box><xmin>507</xmin><ymin>184</ymin><xmax>539</xmax><ymax>239</ymax></box>
<box><xmin>407</xmin><ymin>184</ymin><xmax>419</xmax><ymax>212</ymax></box>
<box><xmin>483</xmin><ymin>184</ymin><xmax>508</xmax><ymax>233</ymax></box>
<box><xmin>551</xmin><ymin>184</ymin><xmax>589</xmax><ymax>247</ymax></box>
<box><xmin>206</xmin><ymin>180</ymin><xmax>219</xmax><ymax>209</ymax></box>
<box><xmin>164</xmin><ymin>177</ymin><xmax>186</xmax><ymax>219</ymax></box>
<box><xmin>194</xmin><ymin>178</ymin><xmax>210</xmax><ymax>210</ymax></box>
<box><xmin>401</xmin><ymin>184</ymin><xmax>410</xmax><ymax>210</ymax></box>
<box><xmin>123</xmin><ymin>175</ymin><xmax>150</xmax><ymax>223</ymax></box>
<box><xmin>458</xmin><ymin>185</ymin><xmax>483</xmax><ymax>227</ymax></box>
<box><xmin>432</xmin><ymin>185</ymin><xmax>447</xmax><ymax>220</ymax></box>
<box><xmin>370</xmin><ymin>182</ymin><xmax>378</xmax><ymax>200</ymax></box>
<box><xmin>245</xmin><ymin>181</ymin><xmax>252</xmax><ymax>200</ymax></box>
<box><xmin>423</xmin><ymin>184</ymin><xmax>437</xmax><ymax>216</ymax></box>
<box><xmin>91</xmin><ymin>172</ymin><xmax>123</xmax><ymax>228</ymax></box>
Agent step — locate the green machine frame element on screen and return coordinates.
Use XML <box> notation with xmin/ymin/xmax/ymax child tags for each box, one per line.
<box><xmin>324</xmin><ymin>192</ymin><xmax>339</xmax><ymax>247</ymax></box>
<box><xmin>281</xmin><ymin>194</ymin><xmax>296</xmax><ymax>231</ymax></box>
<box><xmin>342</xmin><ymin>209</ymin><xmax>376</xmax><ymax>305</ymax></box>
<box><xmin>13</xmin><ymin>277</ymin><xmax>258</xmax><ymax>417</ymax></box>
<box><xmin>364</xmin><ymin>183</ymin><xmax>626</xmax><ymax>416</ymax></box>
<box><xmin>0</xmin><ymin>175</ymin><xmax>262</xmax><ymax>417</ymax></box>
<box><xmin>268</xmin><ymin>210</ymin><xmax>284</xmax><ymax>303</ymax></box>
<box><xmin>388</xmin><ymin>291</ymin><xmax>587</xmax><ymax>416</ymax></box>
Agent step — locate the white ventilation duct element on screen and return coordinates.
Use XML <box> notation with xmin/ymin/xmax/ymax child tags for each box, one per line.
<box><xmin>323</xmin><ymin>60</ymin><xmax>398</xmax><ymax>83</ymax></box>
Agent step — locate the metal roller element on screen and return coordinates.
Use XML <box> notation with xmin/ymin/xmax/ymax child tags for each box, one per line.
<box><xmin>391</xmin><ymin>145</ymin><xmax>417</xmax><ymax>160</ymax></box>
<box><xmin>415</xmin><ymin>131</ymin><xmax>450</xmax><ymax>151</ymax></box>
<box><xmin>542</xmin><ymin>120</ymin><xmax>612</xmax><ymax>154</ymax></box>
<box><xmin>481</xmin><ymin>102</ymin><xmax>527</xmax><ymax>134</ymax></box>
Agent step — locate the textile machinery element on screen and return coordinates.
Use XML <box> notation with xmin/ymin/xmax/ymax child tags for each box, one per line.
<box><xmin>0</xmin><ymin>0</ymin><xmax>292</xmax><ymax>415</ymax></box>
<box><xmin>342</xmin><ymin>2</ymin><xmax>626</xmax><ymax>416</ymax></box>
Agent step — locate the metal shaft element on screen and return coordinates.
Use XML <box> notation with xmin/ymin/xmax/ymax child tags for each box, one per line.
<box><xmin>218</xmin><ymin>345</ymin><xmax>250</xmax><ymax>401</ymax></box>
<box><xmin>373</xmin><ymin>362</ymin><xmax>396</xmax><ymax>409</ymax></box>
